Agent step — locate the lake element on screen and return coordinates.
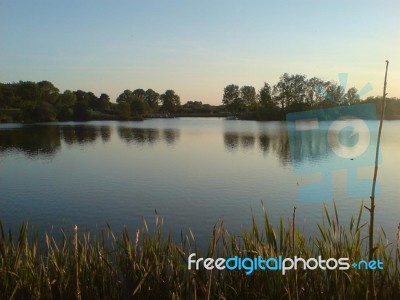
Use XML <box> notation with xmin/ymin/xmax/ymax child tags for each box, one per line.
<box><xmin>0</xmin><ymin>118</ymin><xmax>398</xmax><ymax>248</ymax></box>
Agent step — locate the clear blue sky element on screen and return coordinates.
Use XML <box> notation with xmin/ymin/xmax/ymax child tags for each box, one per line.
<box><xmin>0</xmin><ymin>0</ymin><xmax>399</xmax><ymax>104</ymax></box>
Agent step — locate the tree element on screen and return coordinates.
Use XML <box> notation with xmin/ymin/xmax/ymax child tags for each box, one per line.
<box><xmin>344</xmin><ymin>87</ymin><xmax>359</xmax><ymax>104</ymax></box>
<box><xmin>0</xmin><ymin>83</ymin><xmax>18</xmax><ymax>107</ymax></box>
<box><xmin>37</xmin><ymin>80</ymin><xmax>59</xmax><ymax>104</ymax></box>
<box><xmin>73</xmin><ymin>90</ymin><xmax>91</xmax><ymax>120</ymax></box>
<box><xmin>258</xmin><ymin>83</ymin><xmax>271</xmax><ymax>106</ymax></box>
<box><xmin>15</xmin><ymin>81</ymin><xmax>40</xmax><ymax>102</ymax></box>
<box><xmin>257</xmin><ymin>82</ymin><xmax>280</xmax><ymax>119</ymax></box>
<box><xmin>0</xmin><ymin>83</ymin><xmax>6</xmax><ymax>108</ymax></box>
<box><xmin>131</xmin><ymin>97</ymin><xmax>148</xmax><ymax>118</ymax></box>
<box><xmin>272</xmin><ymin>73</ymin><xmax>308</xmax><ymax>112</ymax></box>
<box><xmin>116</xmin><ymin>88</ymin><xmax>159</xmax><ymax>117</ymax></box>
<box><xmin>73</xmin><ymin>101</ymin><xmax>91</xmax><ymax>120</ymax></box>
<box><xmin>222</xmin><ymin>84</ymin><xmax>243</xmax><ymax>114</ymax></box>
<box><xmin>99</xmin><ymin>93</ymin><xmax>111</xmax><ymax>112</ymax></box>
<box><xmin>22</xmin><ymin>101</ymin><xmax>57</xmax><ymax>122</ymax></box>
<box><xmin>57</xmin><ymin>90</ymin><xmax>76</xmax><ymax>121</ymax></box>
<box><xmin>59</xmin><ymin>90</ymin><xmax>77</xmax><ymax>107</ymax></box>
<box><xmin>130</xmin><ymin>89</ymin><xmax>149</xmax><ymax>117</ymax></box>
<box><xmin>160</xmin><ymin>90</ymin><xmax>180</xmax><ymax>113</ymax></box>
<box><xmin>240</xmin><ymin>85</ymin><xmax>257</xmax><ymax>110</ymax></box>
<box><xmin>306</xmin><ymin>77</ymin><xmax>327</xmax><ymax>107</ymax></box>
<box><xmin>132</xmin><ymin>89</ymin><xmax>146</xmax><ymax>99</ymax></box>
<box><xmin>145</xmin><ymin>89</ymin><xmax>160</xmax><ymax>112</ymax></box>
<box><xmin>325</xmin><ymin>82</ymin><xmax>345</xmax><ymax>104</ymax></box>
<box><xmin>86</xmin><ymin>92</ymin><xmax>100</xmax><ymax>111</ymax></box>
<box><xmin>116</xmin><ymin>90</ymin><xmax>133</xmax><ymax>104</ymax></box>
<box><xmin>118</xmin><ymin>101</ymin><xmax>131</xmax><ymax>120</ymax></box>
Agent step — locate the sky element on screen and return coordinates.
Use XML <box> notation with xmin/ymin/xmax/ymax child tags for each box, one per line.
<box><xmin>0</xmin><ymin>0</ymin><xmax>399</xmax><ymax>104</ymax></box>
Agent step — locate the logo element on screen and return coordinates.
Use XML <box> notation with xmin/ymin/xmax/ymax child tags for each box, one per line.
<box><xmin>286</xmin><ymin>74</ymin><xmax>380</xmax><ymax>202</ymax></box>
<box><xmin>188</xmin><ymin>253</ymin><xmax>384</xmax><ymax>275</ymax></box>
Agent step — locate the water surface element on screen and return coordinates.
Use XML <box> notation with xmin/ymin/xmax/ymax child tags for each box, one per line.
<box><xmin>0</xmin><ymin>118</ymin><xmax>398</xmax><ymax>247</ymax></box>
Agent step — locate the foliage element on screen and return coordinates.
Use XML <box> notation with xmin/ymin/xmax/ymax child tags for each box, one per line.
<box><xmin>221</xmin><ymin>73</ymin><xmax>400</xmax><ymax>121</ymax></box>
<box><xmin>0</xmin><ymin>205</ymin><xmax>399</xmax><ymax>299</ymax></box>
<box><xmin>160</xmin><ymin>90</ymin><xmax>180</xmax><ymax>113</ymax></box>
<box><xmin>118</xmin><ymin>101</ymin><xmax>131</xmax><ymax>121</ymax></box>
<box><xmin>0</xmin><ymin>82</ymin><xmax>115</xmax><ymax>123</ymax></box>
<box><xmin>0</xmin><ymin>80</ymin><xmax>174</xmax><ymax>122</ymax></box>
<box><xmin>222</xmin><ymin>84</ymin><xmax>242</xmax><ymax>115</ymax></box>
<box><xmin>144</xmin><ymin>89</ymin><xmax>160</xmax><ymax>112</ymax></box>
<box><xmin>1</xmin><ymin>76</ymin><xmax>400</xmax><ymax>123</ymax></box>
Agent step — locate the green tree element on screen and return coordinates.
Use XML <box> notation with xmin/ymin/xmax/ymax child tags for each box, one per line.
<box><xmin>86</xmin><ymin>92</ymin><xmax>100</xmax><ymax>111</ymax></box>
<box><xmin>116</xmin><ymin>90</ymin><xmax>133</xmax><ymax>104</ymax></box>
<box><xmin>131</xmin><ymin>97</ymin><xmax>148</xmax><ymax>118</ymax></box>
<box><xmin>59</xmin><ymin>90</ymin><xmax>77</xmax><ymax>107</ymax></box>
<box><xmin>98</xmin><ymin>93</ymin><xmax>111</xmax><ymax>112</ymax></box>
<box><xmin>344</xmin><ymin>87</ymin><xmax>359</xmax><ymax>104</ymax></box>
<box><xmin>37</xmin><ymin>81</ymin><xmax>59</xmax><ymax>104</ymax></box>
<box><xmin>57</xmin><ymin>106</ymin><xmax>73</xmax><ymax>121</ymax></box>
<box><xmin>182</xmin><ymin>101</ymin><xmax>203</xmax><ymax>113</ymax></box>
<box><xmin>324</xmin><ymin>83</ymin><xmax>345</xmax><ymax>104</ymax></box>
<box><xmin>0</xmin><ymin>83</ymin><xmax>18</xmax><ymax>107</ymax></box>
<box><xmin>222</xmin><ymin>84</ymin><xmax>243</xmax><ymax>114</ymax></box>
<box><xmin>56</xmin><ymin>90</ymin><xmax>76</xmax><ymax>121</ymax></box>
<box><xmin>132</xmin><ymin>89</ymin><xmax>146</xmax><ymax>99</ymax></box>
<box><xmin>22</xmin><ymin>101</ymin><xmax>57</xmax><ymax>122</ymax></box>
<box><xmin>240</xmin><ymin>85</ymin><xmax>257</xmax><ymax>110</ymax></box>
<box><xmin>73</xmin><ymin>90</ymin><xmax>91</xmax><ymax>120</ymax></box>
<box><xmin>15</xmin><ymin>81</ymin><xmax>40</xmax><ymax>102</ymax></box>
<box><xmin>258</xmin><ymin>82</ymin><xmax>272</xmax><ymax>108</ymax></box>
<box><xmin>145</xmin><ymin>89</ymin><xmax>160</xmax><ymax>112</ymax></box>
<box><xmin>306</xmin><ymin>77</ymin><xmax>327</xmax><ymax>107</ymax></box>
<box><xmin>273</xmin><ymin>73</ymin><xmax>308</xmax><ymax>113</ymax></box>
<box><xmin>160</xmin><ymin>90</ymin><xmax>180</xmax><ymax>113</ymax></box>
<box><xmin>130</xmin><ymin>89</ymin><xmax>149</xmax><ymax>117</ymax></box>
<box><xmin>118</xmin><ymin>101</ymin><xmax>131</xmax><ymax>120</ymax></box>
<box><xmin>0</xmin><ymin>83</ymin><xmax>5</xmax><ymax>108</ymax></box>
<box><xmin>256</xmin><ymin>82</ymin><xmax>281</xmax><ymax>119</ymax></box>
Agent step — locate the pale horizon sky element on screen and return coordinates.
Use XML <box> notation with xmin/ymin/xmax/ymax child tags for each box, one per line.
<box><xmin>0</xmin><ymin>0</ymin><xmax>399</xmax><ymax>104</ymax></box>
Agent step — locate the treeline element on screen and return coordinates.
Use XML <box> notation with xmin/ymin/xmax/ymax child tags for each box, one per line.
<box><xmin>2</xmin><ymin>77</ymin><xmax>399</xmax><ymax>123</ymax></box>
<box><xmin>0</xmin><ymin>81</ymin><xmax>113</xmax><ymax>122</ymax></box>
<box><xmin>116</xmin><ymin>89</ymin><xmax>180</xmax><ymax>120</ymax></box>
<box><xmin>222</xmin><ymin>73</ymin><xmax>400</xmax><ymax>120</ymax></box>
<box><xmin>0</xmin><ymin>81</ymin><xmax>225</xmax><ymax>123</ymax></box>
<box><xmin>0</xmin><ymin>81</ymin><xmax>189</xmax><ymax>122</ymax></box>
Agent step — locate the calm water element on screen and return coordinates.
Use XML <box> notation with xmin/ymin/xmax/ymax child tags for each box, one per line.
<box><xmin>0</xmin><ymin>118</ymin><xmax>399</xmax><ymax>247</ymax></box>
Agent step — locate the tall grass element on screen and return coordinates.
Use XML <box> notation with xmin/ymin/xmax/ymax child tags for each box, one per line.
<box><xmin>0</xmin><ymin>204</ymin><xmax>399</xmax><ymax>299</ymax></box>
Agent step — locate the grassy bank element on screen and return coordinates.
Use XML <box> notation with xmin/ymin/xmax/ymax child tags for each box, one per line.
<box><xmin>0</xmin><ymin>205</ymin><xmax>399</xmax><ymax>299</ymax></box>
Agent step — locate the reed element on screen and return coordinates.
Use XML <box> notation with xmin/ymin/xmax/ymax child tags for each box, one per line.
<box><xmin>0</xmin><ymin>203</ymin><xmax>398</xmax><ymax>299</ymax></box>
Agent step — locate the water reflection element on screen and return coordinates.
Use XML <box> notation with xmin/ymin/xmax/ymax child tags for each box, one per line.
<box><xmin>0</xmin><ymin>119</ymin><xmax>397</xmax><ymax>251</ymax></box>
<box><xmin>163</xmin><ymin>128</ymin><xmax>180</xmax><ymax>145</ymax></box>
<box><xmin>224</xmin><ymin>133</ymin><xmax>256</xmax><ymax>150</ymax></box>
<box><xmin>118</xmin><ymin>127</ymin><xmax>180</xmax><ymax>145</ymax></box>
<box><xmin>259</xmin><ymin>134</ymin><xmax>270</xmax><ymax>152</ymax></box>
<box><xmin>286</xmin><ymin>127</ymin><xmax>331</xmax><ymax>164</ymax></box>
<box><xmin>222</xmin><ymin>122</ymin><xmax>367</xmax><ymax>166</ymax></box>
<box><xmin>224</xmin><ymin>133</ymin><xmax>239</xmax><ymax>150</ymax></box>
<box><xmin>0</xmin><ymin>121</ymin><xmax>354</xmax><ymax>165</ymax></box>
<box><xmin>272</xmin><ymin>131</ymin><xmax>291</xmax><ymax>165</ymax></box>
<box><xmin>100</xmin><ymin>126</ymin><xmax>111</xmax><ymax>142</ymax></box>
<box><xmin>223</xmin><ymin>129</ymin><xmax>290</xmax><ymax>165</ymax></box>
<box><xmin>0</xmin><ymin>126</ymin><xmax>61</xmax><ymax>158</ymax></box>
<box><xmin>0</xmin><ymin>124</ymin><xmax>182</xmax><ymax>158</ymax></box>
<box><xmin>61</xmin><ymin>126</ymin><xmax>100</xmax><ymax>145</ymax></box>
<box><xmin>241</xmin><ymin>134</ymin><xmax>255</xmax><ymax>149</ymax></box>
<box><xmin>0</xmin><ymin>125</ymin><xmax>108</xmax><ymax>158</ymax></box>
<box><xmin>118</xmin><ymin>128</ymin><xmax>160</xmax><ymax>145</ymax></box>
